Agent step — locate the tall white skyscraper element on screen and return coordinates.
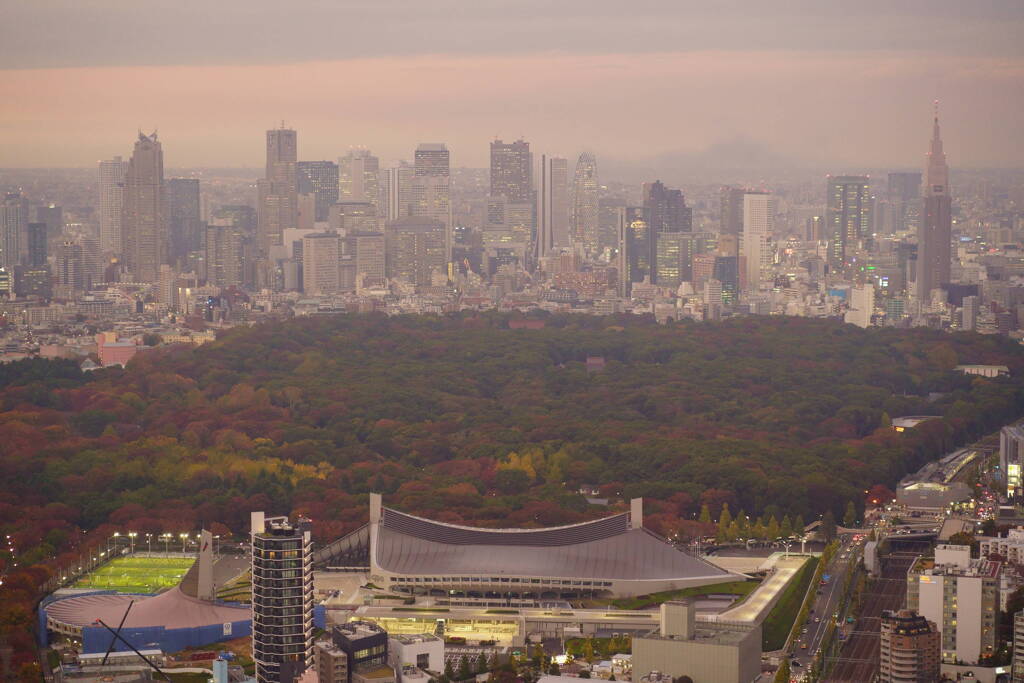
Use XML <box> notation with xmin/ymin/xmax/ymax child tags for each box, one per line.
<box><xmin>537</xmin><ymin>156</ymin><xmax>570</xmax><ymax>259</ymax></box>
<box><xmin>98</xmin><ymin>156</ymin><xmax>127</xmax><ymax>255</ymax></box>
<box><xmin>382</xmin><ymin>162</ymin><xmax>415</xmax><ymax>223</ymax></box>
<box><xmin>742</xmin><ymin>192</ymin><xmax>776</xmax><ymax>292</ymax></box>
<box><xmin>571</xmin><ymin>152</ymin><xmax>599</xmax><ymax>255</ymax></box>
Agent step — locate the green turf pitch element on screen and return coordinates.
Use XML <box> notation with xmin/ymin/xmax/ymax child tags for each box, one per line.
<box><xmin>73</xmin><ymin>556</ymin><xmax>196</xmax><ymax>594</ymax></box>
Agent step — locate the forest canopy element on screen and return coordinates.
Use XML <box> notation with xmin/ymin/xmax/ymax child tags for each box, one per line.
<box><xmin>2</xmin><ymin>312</ymin><xmax>1024</xmax><ymax>664</ymax></box>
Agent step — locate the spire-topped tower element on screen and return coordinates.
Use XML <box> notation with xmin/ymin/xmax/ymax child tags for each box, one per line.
<box><xmin>915</xmin><ymin>103</ymin><xmax>953</xmax><ymax>301</ymax></box>
<box><xmin>925</xmin><ymin>101</ymin><xmax>949</xmax><ymax>197</ymax></box>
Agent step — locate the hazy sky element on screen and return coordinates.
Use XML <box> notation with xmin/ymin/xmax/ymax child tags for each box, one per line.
<box><xmin>1</xmin><ymin>1</ymin><xmax>1022</xmax><ymax>169</ymax></box>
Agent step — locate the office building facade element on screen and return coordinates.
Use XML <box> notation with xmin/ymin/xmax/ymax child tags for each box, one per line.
<box><xmin>490</xmin><ymin>139</ymin><xmax>533</xmax><ymax>203</ymax></box>
<box><xmin>826</xmin><ymin>175</ymin><xmax>872</xmax><ymax>272</ymax></box>
<box><xmin>298</xmin><ymin>161</ymin><xmax>340</xmax><ymax>223</ymax></box>
<box><xmin>572</xmin><ymin>153</ymin><xmax>599</xmax><ymax>255</ymax></box>
<box><xmin>742</xmin><ymin>193</ymin><xmax>775</xmax><ymax>292</ymax></box>
<box><xmin>906</xmin><ymin>545</ymin><xmax>999</xmax><ymax>664</ymax></box>
<box><xmin>167</xmin><ymin>178</ymin><xmax>202</xmax><ymax>266</ymax></box>
<box><xmin>98</xmin><ymin>156</ymin><xmax>127</xmax><ymax>255</ymax></box>
<box><xmin>122</xmin><ymin>132</ymin><xmax>166</xmax><ymax>284</ymax></box>
<box><xmin>259</xmin><ymin>127</ymin><xmax>299</xmax><ymax>256</ymax></box>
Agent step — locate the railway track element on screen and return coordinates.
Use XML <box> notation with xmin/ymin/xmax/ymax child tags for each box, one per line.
<box><xmin>824</xmin><ymin>549</ymin><xmax>922</xmax><ymax>682</ymax></box>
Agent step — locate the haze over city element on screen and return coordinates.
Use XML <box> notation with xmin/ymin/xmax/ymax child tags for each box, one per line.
<box><xmin>2</xmin><ymin>1</ymin><xmax>1023</xmax><ymax>169</ymax></box>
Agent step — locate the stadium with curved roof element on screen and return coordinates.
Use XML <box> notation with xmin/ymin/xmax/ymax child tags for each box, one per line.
<box><xmin>40</xmin><ymin>531</ymin><xmax>252</xmax><ymax>654</ymax></box>
<box><xmin>319</xmin><ymin>495</ymin><xmax>740</xmax><ymax>601</ymax></box>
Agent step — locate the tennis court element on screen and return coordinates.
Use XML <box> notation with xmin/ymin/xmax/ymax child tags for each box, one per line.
<box><xmin>73</xmin><ymin>556</ymin><xmax>195</xmax><ymax>594</ymax></box>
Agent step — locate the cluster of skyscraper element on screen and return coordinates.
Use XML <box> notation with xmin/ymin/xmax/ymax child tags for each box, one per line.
<box><xmin>0</xmin><ymin>106</ymin><xmax>958</xmax><ymax>331</ymax></box>
<box><xmin>86</xmin><ymin>128</ymin><xmax>614</xmax><ymax>299</ymax></box>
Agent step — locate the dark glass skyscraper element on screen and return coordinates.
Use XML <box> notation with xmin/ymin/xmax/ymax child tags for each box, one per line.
<box><xmin>719</xmin><ymin>186</ymin><xmax>746</xmax><ymax>236</ymax></box>
<box><xmin>298</xmin><ymin>161</ymin><xmax>340</xmax><ymax>222</ymax></box>
<box><xmin>826</xmin><ymin>175</ymin><xmax>872</xmax><ymax>272</ymax></box>
<box><xmin>644</xmin><ymin>181</ymin><xmax>692</xmax><ymax>286</ymax></box>
<box><xmin>167</xmin><ymin>177</ymin><xmax>202</xmax><ymax>266</ymax></box>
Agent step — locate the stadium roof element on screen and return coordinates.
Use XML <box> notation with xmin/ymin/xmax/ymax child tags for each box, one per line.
<box><xmin>46</xmin><ymin>585</ymin><xmax>249</xmax><ymax>630</ymax></box>
<box><xmin>373</xmin><ymin>505</ymin><xmax>731</xmax><ymax>582</ymax></box>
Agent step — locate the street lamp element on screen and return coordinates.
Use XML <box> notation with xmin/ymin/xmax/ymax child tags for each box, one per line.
<box><xmin>128</xmin><ymin>532</ymin><xmax>137</xmax><ymax>555</ymax></box>
<box><xmin>146</xmin><ymin>533</ymin><xmax>152</xmax><ymax>554</ymax></box>
<box><xmin>162</xmin><ymin>533</ymin><xmax>171</xmax><ymax>554</ymax></box>
<box><xmin>180</xmin><ymin>533</ymin><xmax>188</xmax><ymax>554</ymax></box>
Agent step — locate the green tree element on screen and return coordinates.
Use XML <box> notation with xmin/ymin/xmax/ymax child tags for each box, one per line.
<box><xmin>767</xmin><ymin>516</ymin><xmax>780</xmax><ymax>540</ymax></box>
<box><xmin>458</xmin><ymin>655</ymin><xmax>472</xmax><ymax>681</ymax></box>
<box><xmin>495</xmin><ymin>469</ymin><xmax>530</xmax><ymax>494</ymax></box>
<box><xmin>736</xmin><ymin>509</ymin><xmax>749</xmax><ymax>534</ymax></box>
<box><xmin>548</xmin><ymin>663</ymin><xmax>560</xmax><ymax>675</ymax></box>
<box><xmin>719</xmin><ymin>502</ymin><xmax>732</xmax><ymax>527</ymax></box>
<box><xmin>579</xmin><ymin>672</ymin><xmax>591</xmax><ymax>679</ymax></box>
<box><xmin>444</xmin><ymin>661</ymin><xmax>455</xmax><ymax>681</ymax></box>
<box><xmin>821</xmin><ymin>510</ymin><xmax>837</xmax><ymax>542</ymax></box>
<box><xmin>794</xmin><ymin>514</ymin><xmax>806</xmax><ymax>535</ymax></box>
<box><xmin>843</xmin><ymin>501</ymin><xmax>857</xmax><ymax>528</ymax></box>
<box><xmin>780</xmin><ymin>515</ymin><xmax>793</xmax><ymax>539</ymax></box>
<box><xmin>699</xmin><ymin>504</ymin><xmax>712</xmax><ymax>524</ymax></box>
<box><xmin>476</xmin><ymin>653</ymin><xmax>488</xmax><ymax>674</ymax></box>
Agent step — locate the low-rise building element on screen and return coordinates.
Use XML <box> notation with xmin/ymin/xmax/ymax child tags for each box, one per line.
<box><xmin>632</xmin><ymin>599</ymin><xmax>761</xmax><ymax>683</ymax></box>
<box><xmin>387</xmin><ymin>633</ymin><xmax>443</xmax><ymax>683</ymax></box>
<box><xmin>979</xmin><ymin>527</ymin><xmax>1024</xmax><ymax>564</ymax></box>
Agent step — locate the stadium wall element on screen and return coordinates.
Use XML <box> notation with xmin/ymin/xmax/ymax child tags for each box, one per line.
<box><xmin>81</xmin><ymin>618</ymin><xmax>252</xmax><ymax>654</ymax></box>
<box><xmin>37</xmin><ymin>591</ymin><xmax>149</xmax><ymax>647</ymax></box>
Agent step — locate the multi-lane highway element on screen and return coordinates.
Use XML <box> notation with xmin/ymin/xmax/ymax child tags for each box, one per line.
<box><xmin>785</xmin><ymin>534</ymin><xmax>860</xmax><ymax>677</ymax></box>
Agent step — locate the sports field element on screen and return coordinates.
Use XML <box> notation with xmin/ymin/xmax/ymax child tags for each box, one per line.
<box><xmin>73</xmin><ymin>556</ymin><xmax>195</xmax><ymax>594</ymax></box>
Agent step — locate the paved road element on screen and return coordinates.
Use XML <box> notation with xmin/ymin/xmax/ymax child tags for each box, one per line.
<box><xmin>786</xmin><ymin>535</ymin><xmax>858</xmax><ymax>676</ymax></box>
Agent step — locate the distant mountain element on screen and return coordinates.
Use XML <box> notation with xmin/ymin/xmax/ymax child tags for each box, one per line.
<box><xmin>602</xmin><ymin>138</ymin><xmax>806</xmax><ymax>185</ymax></box>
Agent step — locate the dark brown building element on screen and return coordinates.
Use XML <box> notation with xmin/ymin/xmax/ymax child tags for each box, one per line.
<box><xmin>879</xmin><ymin>609</ymin><xmax>940</xmax><ymax>683</ymax></box>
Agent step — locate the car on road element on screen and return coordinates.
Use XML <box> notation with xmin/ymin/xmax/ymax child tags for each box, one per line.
<box><xmin>791</xmin><ymin>660</ymin><xmax>802</xmax><ymax>668</ymax></box>
<box><xmin>814</xmin><ymin>617</ymin><xmax>820</xmax><ymax>623</ymax></box>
